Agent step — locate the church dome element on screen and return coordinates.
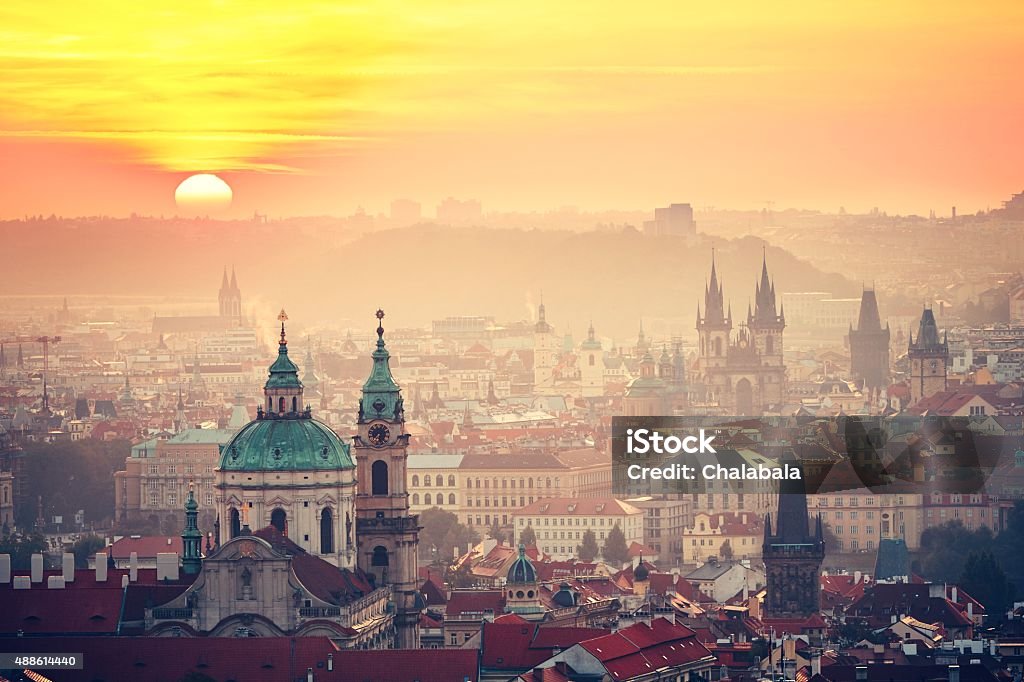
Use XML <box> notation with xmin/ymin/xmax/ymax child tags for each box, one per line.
<box><xmin>507</xmin><ymin>544</ymin><xmax>536</xmax><ymax>584</ymax></box>
<box><xmin>219</xmin><ymin>417</ymin><xmax>354</xmax><ymax>472</ymax></box>
<box><xmin>634</xmin><ymin>561</ymin><xmax>650</xmax><ymax>582</ymax></box>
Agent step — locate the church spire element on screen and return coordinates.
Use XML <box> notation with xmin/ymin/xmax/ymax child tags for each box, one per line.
<box><xmin>182</xmin><ymin>481</ymin><xmax>203</xmax><ymax>574</ymax></box>
<box><xmin>360</xmin><ymin>309</ymin><xmax>402</xmax><ymax>423</ymax></box>
<box><xmin>264</xmin><ymin>309</ymin><xmax>304</xmax><ymax>416</ymax></box>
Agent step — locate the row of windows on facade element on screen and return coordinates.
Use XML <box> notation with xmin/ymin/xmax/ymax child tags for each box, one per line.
<box><xmin>148</xmin><ymin>465</ymin><xmax>213</xmax><ymax>475</ymax></box>
<box><xmin>814</xmin><ymin>496</ymin><xmax>906</xmax><ymax>507</ymax></box>
<box><xmin>517</xmin><ymin>516</ymin><xmax>629</xmax><ymax>527</ymax></box>
<box><xmin>533</xmin><ymin>530</ymin><xmax>614</xmax><ymax>541</ymax></box>
<box><xmin>464</xmin><ymin>477</ymin><xmax>560</xmax><ymax>490</ymax></box>
<box><xmin>152</xmin><ymin>492</ymin><xmax>214</xmax><ymax>507</ymax></box>
<box><xmin>692</xmin><ymin>537</ymin><xmax>754</xmax><ymax>546</ymax></box>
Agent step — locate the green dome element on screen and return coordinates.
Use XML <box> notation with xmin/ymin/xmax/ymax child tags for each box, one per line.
<box><xmin>219</xmin><ymin>416</ymin><xmax>354</xmax><ymax>472</ymax></box>
<box><xmin>507</xmin><ymin>544</ymin><xmax>537</xmax><ymax>584</ymax></box>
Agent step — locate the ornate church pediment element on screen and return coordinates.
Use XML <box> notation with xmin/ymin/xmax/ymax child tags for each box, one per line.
<box><xmin>208</xmin><ymin>535</ymin><xmax>284</xmax><ymax>561</ymax></box>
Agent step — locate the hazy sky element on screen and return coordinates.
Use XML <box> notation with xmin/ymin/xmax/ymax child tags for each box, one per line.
<box><xmin>2</xmin><ymin>1</ymin><xmax>1022</xmax><ymax>218</ymax></box>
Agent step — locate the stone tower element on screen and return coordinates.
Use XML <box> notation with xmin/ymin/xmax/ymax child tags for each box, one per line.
<box><xmin>762</xmin><ymin>462</ymin><xmax>825</xmax><ymax>618</ymax></box>
<box><xmin>533</xmin><ymin>301</ymin><xmax>557</xmax><ymax>392</ymax></box>
<box><xmin>849</xmin><ymin>288</ymin><xmax>890</xmax><ymax>389</ymax></box>
<box><xmin>580</xmin><ymin>321</ymin><xmax>604</xmax><ymax>400</ymax></box>
<box><xmin>181</xmin><ymin>482</ymin><xmax>203</xmax><ymax>574</ymax></box>
<box><xmin>908</xmin><ymin>307</ymin><xmax>948</xmax><ymax>405</ymax></box>
<box><xmin>354</xmin><ymin>310</ymin><xmax>421</xmax><ymax>648</ymax></box>
<box><xmin>747</xmin><ymin>252</ymin><xmax>786</xmax><ymax>406</ymax></box>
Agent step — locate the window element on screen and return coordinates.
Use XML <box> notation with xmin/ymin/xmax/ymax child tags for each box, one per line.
<box><xmin>412</xmin><ymin>493</ymin><xmax>420</xmax><ymax>505</ymax></box>
<box><xmin>321</xmin><ymin>508</ymin><xmax>334</xmax><ymax>553</ymax></box>
<box><xmin>424</xmin><ymin>493</ymin><xmax>432</xmax><ymax>505</ymax></box>
<box><xmin>436</xmin><ymin>474</ymin><xmax>444</xmax><ymax>487</ymax></box>
<box><xmin>448</xmin><ymin>475</ymin><xmax>456</xmax><ymax>487</ymax></box>
<box><xmin>371</xmin><ymin>460</ymin><xmax>389</xmax><ymax>495</ymax></box>
<box><xmin>412</xmin><ymin>475</ymin><xmax>420</xmax><ymax>487</ymax></box>
<box><xmin>449</xmin><ymin>493</ymin><xmax>456</xmax><ymax>505</ymax></box>
<box><xmin>423</xmin><ymin>475</ymin><xmax>431</xmax><ymax>487</ymax></box>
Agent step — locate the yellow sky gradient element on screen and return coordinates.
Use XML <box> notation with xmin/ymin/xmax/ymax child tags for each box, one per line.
<box><xmin>1</xmin><ymin>1</ymin><xmax>1022</xmax><ymax>216</ymax></box>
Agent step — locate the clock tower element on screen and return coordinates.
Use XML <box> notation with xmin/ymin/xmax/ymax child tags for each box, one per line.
<box><xmin>908</xmin><ymin>306</ymin><xmax>948</xmax><ymax>405</ymax></box>
<box><xmin>354</xmin><ymin>310</ymin><xmax>421</xmax><ymax>648</ymax></box>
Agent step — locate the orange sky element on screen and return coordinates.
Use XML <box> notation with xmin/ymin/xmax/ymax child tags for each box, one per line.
<box><xmin>1</xmin><ymin>1</ymin><xmax>1022</xmax><ymax>218</ymax></box>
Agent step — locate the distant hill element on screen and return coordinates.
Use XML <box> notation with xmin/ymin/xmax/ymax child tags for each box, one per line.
<box><xmin>1</xmin><ymin>219</ymin><xmax>857</xmax><ymax>339</ymax></box>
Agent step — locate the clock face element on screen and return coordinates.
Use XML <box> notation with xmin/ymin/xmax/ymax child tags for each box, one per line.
<box><xmin>367</xmin><ymin>423</ymin><xmax>390</xmax><ymax>447</ymax></box>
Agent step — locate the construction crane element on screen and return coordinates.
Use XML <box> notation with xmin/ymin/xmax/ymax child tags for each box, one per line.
<box><xmin>0</xmin><ymin>335</ymin><xmax>61</xmax><ymax>413</ymax></box>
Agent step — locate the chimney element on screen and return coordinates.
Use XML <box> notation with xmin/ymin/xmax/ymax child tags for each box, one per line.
<box><xmin>306</xmin><ymin>667</ymin><xmax>314</xmax><ymax>682</ymax></box>
<box><xmin>156</xmin><ymin>553</ymin><xmax>179</xmax><ymax>581</ymax></box>
<box><xmin>948</xmin><ymin>664</ymin><xmax>960</xmax><ymax>682</ymax></box>
<box><xmin>95</xmin><ymin>553</ymin><xmax>108</xmax><ymax>582</ymax></box>
<box><xmin>47</xmin><ymin>576</ymin><xmax>65</xmax><ymax>589</ymax></box>
<box><xmin>62</xmin><ymin>552</ymin><xmax>75</xmax><ymax>583</ymax></box>
<box><xmin>0</xmin><ymin>554</ymin><xmax>10</xmax><ymax>583</ymax></box>
<box><xmin>855</xmin><ymin>665</ymin><xmax>868</xmax><ymax>681</ymax></box>
<box><xmin>951</xmin><ymin>586</ymin><xmax>958</xmax><ymax>603</ymax></box>
<box><xmin>31</xmin><ymin>553</ymin><xmax>44</xmax><ymax>583</ymax></box>
<box><xmin>129</xmin><ymin>552</ymin><xmax>138</xmax><ymax>581</ymax></box>
<box><xmin>121</xmin><ymin>574</ymin><xmax>129</xmax><ymax>588</ymax></box>
<box><xmin>928</xmin><ymin>583</ymin><xmax>943</xmax><ymax>598</ymax></box>
<box><xmin>13</xmin><ymin>576</ymin><xmax>31</xmax><ymax>589</ymax></box>
<box><xmin>854</xmin><ymin>570</ymin><xmax>861</xmax><ymax>584</ymax></box>
<box><xmin>811</xmin><ymin>651</ymin><xmax>821</xmax><ymax>677</ymax></box>
<box><xmin>327</xmin><ymin>654</ymin><xmax>333</xmax><ymax>672</ymax></box>
<box><xmin>967</xmin><ymin>601</ymin><xmax>973</xmax><ymax>618</ymax></box>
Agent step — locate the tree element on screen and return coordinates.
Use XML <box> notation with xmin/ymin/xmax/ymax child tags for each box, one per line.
<box><xmin>71</xmin><ymin>534</ymin><xmax>106</xmax><ymax>568</ymax></box>
<box><xmin>821</xmin><ymin>522</ymin><xmax>842</xmax><ymax>554</ymax></box>
<box><xmin>445</xmin><ymin>560</ymin><xmax>476</xmax><ymax>589</ymax></box>
<box><xmin>577</xmin><ymin>529</ymin><xmax>599</xmax><ymax>562</ymax></box>
<box><xmin>519</xmin><ymin>524</ymin><xmax>537</xmax><ymax>547</ymax></box>
<box><xmin>418</xmin><ymin>507</ymin><xmax>479</xmax><ymax>563</ymax></box>
<box><xmin>16</xmin><ymin>439</ymin><xmax>131</xmax><ymax>529</ymax></box>
<box><xmin>488</xmin><ymin>519</ymin><xmax>506</xmax><ymax>545</ymax></box>
<box><xmin>0</xmin><ymin>531</ymin><xmax>48</xmax><ymax>570</ymax></box>
<box><xmin>601</xmin><ymin>524</ymin><xmax>629</xmax><ymax>566</ymax></box>
<box><xmin>720</xmin><ymin>539</ymin><xmax>734</xmax><ymax>561</ymax></box>
<box><xmin>959</xmin><ymin>551</ymin><xmax>1013</xmax><ymax>621</ymax></box>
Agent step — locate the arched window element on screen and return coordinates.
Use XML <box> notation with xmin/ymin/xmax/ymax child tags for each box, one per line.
<box><xmin>320</xmin><ymin>507</ymin><xmax>334</xmax><ymax>554</ymax></box>
<box><xmin>449</xmin><ymin>493</ymin><xmax>456</xmax><ymax>505</ymax></box>
<box><xmin>278</xmin><ymin>396</ymin><xmax>286</xmax><ymax>412</ymax></box>
<box><xmin>423</xmin><ymin>475</ymin><xmax>431</xmax><ymax>487</ymax></box>
<box><xmin>448</xmin><ymin>475</ymin><xmax>456</xmax><ymax>487</ymax></box>
<box><xmin>371</xmin><ymin>460</ymin><xmax>389</xmax><ymax>495</ymax></box>
<box><xmin>230</xmin><ymin>507</ymin><xmax>241</xmax><ymax>538</ymax></box>
<box><xmin>412</xmin><ymin>475</ymin><xmax>419</xmax><ymax>487</ymax></box>
<box><xmin>424</xmin><ymin>493</ymin><xmax>432</xmax><ymax>505</ymax></box>
<box><xmin>372</xmin><ymin>545</ymin><xmax>389</xmax><ymax>566</ymax></box>
<box><xmin>546</xmin><ymin>478</ymin><xmax>552</xmax><ymax>488</ymax></box>
<box><xmin>271</xmin><ymin>508</ymin><xmax>287</xmax><ymax>534</ymax></box>
<box><xmin>292</xmin><ymin>396</ymin><xmax>298</xmax><ymax>412</ymax></box>
<box><xmin>435</xmin><ymin>494</ymin><xmax>442</xmax><ymax>507</ymax></box>
<box><xmin>412</xmin><ymin>493</ymin><xmax>420</xmax><ymax>505</ymax></box>
<box><xmin>528</xmin><ymin>478</ymin><xmax>534</xmax><ymax>489</ymax></box>
<box><xmin>436</xmin><ymin>474</ymin><xmax>444</xmax><ymax>487</ymax></box>
<box><xmin>267</xmin><ymin>397</ymin><xmax>272</xmax><ymax>412</ymax></box>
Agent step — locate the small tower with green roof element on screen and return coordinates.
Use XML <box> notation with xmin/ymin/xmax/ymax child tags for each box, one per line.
<box><xmin>181</xmin><ymin>481</ymin><xmax>203</xmax><ymax>575</ymax></box>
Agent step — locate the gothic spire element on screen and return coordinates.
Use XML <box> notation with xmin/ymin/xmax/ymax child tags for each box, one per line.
<box><xmin>361</xmin><ymin>309</ymin><xmax>402</xmax><ymax>423</ymax></box>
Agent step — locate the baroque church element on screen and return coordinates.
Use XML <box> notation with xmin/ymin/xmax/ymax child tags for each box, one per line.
<box><xmin>149</xmin><ymin>310</ymin><xmax>424</xmax><ymax>647</ymax></box>
<box><xmin>694</xmin><ymin>252</ymin><xmax>786</xmax><ymax>415</ymax></box>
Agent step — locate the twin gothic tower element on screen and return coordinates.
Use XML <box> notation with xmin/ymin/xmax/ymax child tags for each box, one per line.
<box><xmin>214</xmin><ymin>309</ymin><xmax>420</xmax><ymax>648</ymax></box>
<box><xmin>695</xmin><ymin>251</ymin><xmax>786</xmax><ymax>415</ymax></box>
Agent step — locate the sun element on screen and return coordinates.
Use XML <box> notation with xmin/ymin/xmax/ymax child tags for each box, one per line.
<box><xmin>175</xmin><ymin>174</ymin><xmax>233</xmax><ymax>213</ymax></box>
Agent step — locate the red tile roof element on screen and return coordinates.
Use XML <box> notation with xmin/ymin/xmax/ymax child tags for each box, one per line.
<box><xmin>446</xmin><ymin>589</ymin><xmax>507</xmax><ymax>618</ymax></box>
<box><xmin>577</xmin><ymin>618</ymin><xmax>714</xmax><ymax>681</ymax></box>
<box><xmin>109</xmin><ymin>535</ymin><xmax>183</xmax><ymax>559</ymax></box>
<box><xmin>481</xmin><ymin>620</ymin><xmax>609</xmax><ymax>671</ymax></box>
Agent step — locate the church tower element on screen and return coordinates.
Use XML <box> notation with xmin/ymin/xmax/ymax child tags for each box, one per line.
<box><xmin>762</xmin><ymin>461</ymin><xmax>824</xmax><ymax>618</ymax></box>
<box><xmin>908</xmin><ymin>307</ymin><xmax>948</xmax><ymax>405</ymax></box>
<box><xmin>181</xmin><ymin>482</ymin><xmax>203</xmax><ymax>575</ymax></box>
<box><xmin>747</xmin><ymin>252</ymin><xmax>786</xmax><ymax>406</ymax></box>
<box><xmin>849</xmin><ymin>288</ymin><xmax>890</xmax><ymax>389</ymax></box>
<box><xmin>218</xmin><ymin>267</ymin><xmax>242</xmax><ymax>326</ymax></box>
<box><xmin>697</xmin><ymin>253</ymin><xmax>732</xmax><ymax>371</ymax></box>
<box><xmin>354</xmin><ymin>310</ymin><xmax>421</xmax><ymax>648</ymax></box>
<box><xmin>580</xmin><ymin>321</ymin><xmax>604</xmax><ymax>400</ymax></box>
<box><xmin>533</xmin><ymin>301</ymin><xmax>557</xmax><ymax>392</ymax></box>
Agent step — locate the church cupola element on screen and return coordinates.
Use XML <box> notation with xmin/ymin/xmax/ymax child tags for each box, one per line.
<box><xmin>359</xmin><ymin>309</ymin><xmax>403</xmax><ymax>424</ymax></box>
<box><xmin>505</xmin><ymin>544</ymin><xmax>543</xmax><ymax>618</ymax></box>
<box><xmin>181</xmin><ymin>481</ymin><xmax>203</xmax><ymax>574</ymax></box>
<box><xmin>264</xmin><ymin>309</ymin><xmax>305</xmax><ymax>417</ymax></box>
